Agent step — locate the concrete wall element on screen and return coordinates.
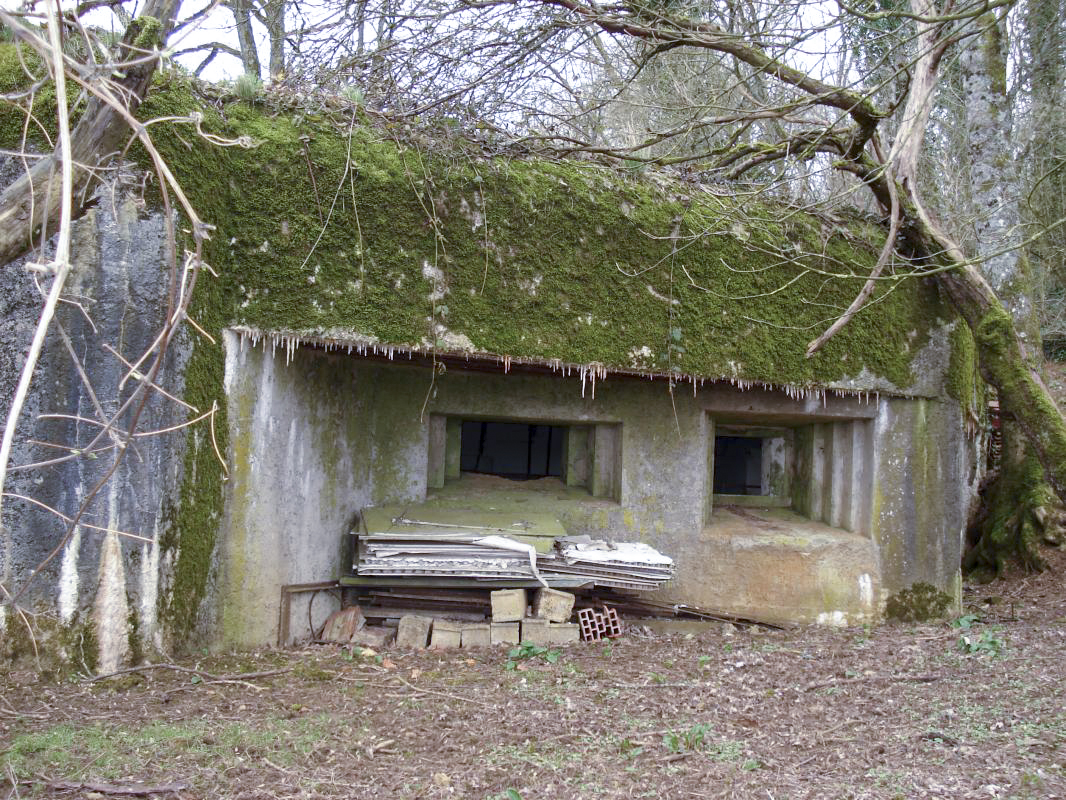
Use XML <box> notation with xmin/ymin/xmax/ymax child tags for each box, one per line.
<box><xmin>217</xmin><ymin>333</ymin><xmax>428</xmax><ymax>647</ymax></box>
<box><xmin>870</xmin><ymin>398</ymin><xmax>971</xmax><ymax>599</ymax></box>
<box><xmin>219</xmin><ymin>337</ymin><xmax>975</xmax><ymax>643</ymax></box>
<box><xmin>0</xmin><ymin>193</ymin><xmax>189</xmax><ymax>669</ymax></box>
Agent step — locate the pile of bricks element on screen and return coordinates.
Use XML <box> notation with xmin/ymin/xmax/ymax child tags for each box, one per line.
<box><xmin>394</xmin><ymin>587</ymin><xmax>582</xmax><ymax>649</ymax></box>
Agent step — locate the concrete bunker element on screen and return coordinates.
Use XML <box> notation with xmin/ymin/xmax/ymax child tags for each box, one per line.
<box><xmin>218</xmin><ymin>329</ymin><xmax>969</xmax><ymax>645</ymax></box>
<box><xmin>0</xmin><ymin>73</ymin><xmax>979</xmax><ymax>659</ymax></box>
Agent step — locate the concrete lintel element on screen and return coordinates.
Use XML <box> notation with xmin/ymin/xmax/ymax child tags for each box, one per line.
<box><xmin>702</xmin><ymin>386</ymin><xmax>878</xmax><ymax>421</ymax></box>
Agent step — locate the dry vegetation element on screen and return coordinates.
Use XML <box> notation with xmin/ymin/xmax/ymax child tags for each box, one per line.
<box><xmin>2</xmin><ymin>550</ymin><xmax>1065</xmax><ymax>799</ymax></box>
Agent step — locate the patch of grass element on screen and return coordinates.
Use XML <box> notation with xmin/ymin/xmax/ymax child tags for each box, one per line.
<box><xmin>3</xmin><ymin>715</ymin><xmax>337</xmax><ymax>784</ymax></box>
<box><xmin>865</xmin><ymin>766</ymin><xmax>913</xmax><ymax>797</ymax></box>
<box><xmin>706</xmin><ymin>739</ymin><xmax>747</xmax><ymax>762</ymax></box>
<box><xmin>487</xmin><ymin>741</ymin><xmax>583</xmax><ymax>771</ymax></box>
<box><xmin>660</xmin><ymin>723</ymin><xmax>749</xmax><ymax>762</ymax></box>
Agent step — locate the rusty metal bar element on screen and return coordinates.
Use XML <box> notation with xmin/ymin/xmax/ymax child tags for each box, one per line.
<box><xmin>278</xmin><ymin>580</ymin><xmax>341</xmax><ymax>647</ymax></box>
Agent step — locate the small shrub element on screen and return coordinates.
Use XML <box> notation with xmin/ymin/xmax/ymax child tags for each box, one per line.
<box><xmin>951</xmin><ymin>614</ymin><xmax>1004</xmax><ymax>655</ymax></box>
<box><xmin>662</xmin><ymin>723</ymin><xmax>711</xmax><ymax>753</ymax></box>
<box><xmin>504</xmin><ymin>641</ymin><xmax>560</xmax><ymax>670</ymax></box>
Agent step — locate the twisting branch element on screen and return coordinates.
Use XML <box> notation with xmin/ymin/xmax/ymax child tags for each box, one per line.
<box><xmin>806</xmin><ymin>157</ymin><xmax>902</xmax><ymax>356</ymax></box>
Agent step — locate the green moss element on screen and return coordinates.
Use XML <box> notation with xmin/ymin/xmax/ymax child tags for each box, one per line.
<box><xmin>965</xmin><ymin>448</ymin><xmax>1052</xmax><ymax>578</ymax></box>
<box><xmin>946</xmin><ymin>322</ymin><xmax>979</xmax><ymax>407</ymax></box>
<box><xmin>885</xmin><ymin>582</ymin><xmax>954</xmax><ymax>622</ymax></box>
<box><xmin>129</xmin><ymin>74</ymin><xmax>951</xmax><ymax>395</ymax></box>
<box><xmin>0</xmin><ymin>57</ymin><xmax>951</xmax><ymax>397</ymax></box>
<box><xmin>156</xmin><ymin>313</ymin><xmax>228</xmax><ymax>645</ymax></box>
<box><xmin>0</xmin><ymin>45</ymin><xmax>80</xmax><ymax>151</ymax></box>
<box><xmin>126</xmin><ymin>602</ymin><xmax>143</xmax><ymax>666</ymax></box>
<box><xmin>128</xmin><ymin>15</ymin><xmax>165</xmax><ymax>51</ymax></box>
<box><xmin>1</xmin><ymin>609</ymin><xmax>98</xmax><ymax>676</ymax></box>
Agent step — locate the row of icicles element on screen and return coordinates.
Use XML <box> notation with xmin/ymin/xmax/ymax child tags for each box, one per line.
<box><xmin>233</xmin><ymin>326</ymin><xmax>879</xmax><ymax>405</ymax></box>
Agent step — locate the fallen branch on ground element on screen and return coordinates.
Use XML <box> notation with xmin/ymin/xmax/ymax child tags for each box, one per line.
<box><xmin>390</xmin><ymin>673</ymin><xmax>494</xmax><ymax>709</ymax></box>
<box><xmin>11</xmin><ymin>780</ymin><xmax>190</xmax><ymax>796</ymax></box>
<box><xmin>88</xmin><ymin>663</ymin><xmax>291</xmax><ymax>683</ymax></box>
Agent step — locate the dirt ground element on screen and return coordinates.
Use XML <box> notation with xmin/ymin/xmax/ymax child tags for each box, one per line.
<box><xmin>2</xmin><ymin>549</ymin><xmax>1065</xmax><ymax>800</ymax></box>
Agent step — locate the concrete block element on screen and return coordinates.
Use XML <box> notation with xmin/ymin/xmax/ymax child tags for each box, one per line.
<box><xmin>491</xmin><ymin>589</ymin><xmax>527</xmax><ymax>623</ymax></box>
<box><xmin>429</xmin><ymin>619</ymin><xmax>463</xmax><ymax>650</ymax></box>
<box><xmin>490</xmin><ymin>622</ymin><xmax>520</xmax><ymax>645</ymax></box>
<box><xmin>532</xmin><ymin>588</ymin><xmax>575</xmax><ymax>623</ymax></box>
<box><xmin>461</xmin><ymin>623</ymin><xmax>491</xmax><ymax>648</ymax></box>
<box><xmin>351</xmin><ymin>626</ymin><xmax>395</xmax><ymax>648</ymax></box>
<box><xmin>396</xmin><ymin>615</ymin><xmax>433</xmax><ymax>649</ymax></box>
<box><xmin>543</xmin><ymin>623</ymin><xmax>580</xmax><ymax>645</ymax></box>
<box><xmin>520</xmin><ymin>617</ymin><xmax>549</xmax><ymax>645</ymax></box>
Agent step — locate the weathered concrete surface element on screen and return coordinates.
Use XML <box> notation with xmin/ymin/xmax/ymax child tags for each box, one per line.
<box><xmin>0</xmin><ymin>178</ymin><xmax>189</xmax><ymax>666</ymax></box>
<box><xmin>460</xmin><ymin>623</ymin><xmax>490</xmax><ymax>648</ymax></box>
<box><xmin>216</xmin><ymin>332</ymin><xmax>410</xmax><ymax>648</ymax></box>
<box><xmin>215</xmin><ymin>339</ymin><xmax>974</xmax><ymax>645</ymax></box>
<box><xmin>396</xmin><ymin>615</ymin><xmax>432</xmax><ymax>649</ymax></box>
<box><xmin>870</xmin><ymin>398</ymin><xmax>971</xmax><ymax>604</ymax></box>
<box><xmin>490</xmin><ymin>589</ymin><xmax>526</xmax><ymax>623</ymax></box>
<box><xmin>698</xmin><ymin>508</ymin><xmax>880</xmax><ymax>625</ymax></box>
<box><xmin>490</xmin><ymin>622</ymin><xmax>520</xmax><ymax>645</ymax></box>
<box><xmin>532</xmin><ymin>588</ymin><xmax>575</xmax><ymax>623</ymax></box>
<box><xmin>429</xmin><ymin>619</ymin><xmax>462</xmax><ymax>649</ymax></box>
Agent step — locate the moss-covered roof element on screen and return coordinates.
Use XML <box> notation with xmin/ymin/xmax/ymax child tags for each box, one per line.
<box><xmin>1</xmin><ymin>58</ymin><xmax>960</xmax><ymax>395</ymax></box>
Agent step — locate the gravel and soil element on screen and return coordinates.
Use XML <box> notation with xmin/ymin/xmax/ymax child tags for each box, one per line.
<box><xmin>2</xmin><ymin>549</ymin><xmax>1065</xmax><ymax>800</ymax></box>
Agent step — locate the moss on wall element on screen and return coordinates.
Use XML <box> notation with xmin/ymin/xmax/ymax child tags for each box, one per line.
<box><xmin>127</xmin><ymin>74</ymin><xmax>952</xmax><ymax>395</ymax></box>
<box><xmin>885</xmin><ymin>582</ymin><xmax>954</xmax><ymax>622</ymax></box>
<box><xmin>946</xmin><ymin>322</ymin><xmax>981</xmax><ymax>410</ymax></box>
<box><xmin>0</xmin><ymin>46</ymin><xmax>75</xmax><ymax>151</ymax></box>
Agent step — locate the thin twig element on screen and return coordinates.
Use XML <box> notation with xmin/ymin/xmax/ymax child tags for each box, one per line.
<box><xmin>803</xmin><ymin>673</ymin><xmax>940</xmax><ymax>692</ymax></box>
<box><xmin>389</xmin><ymin>673</ymin><xmax>494</xmax><ymax>709</ymax></box>
<box><xmin>41</xmin><ymin>780</ymin><xmax>188</xmax><ymax>796</ymax></box>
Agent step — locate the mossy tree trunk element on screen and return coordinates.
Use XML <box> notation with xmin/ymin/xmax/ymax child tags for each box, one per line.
<box><xmin>0</xmin><ymin>0</ymin><xmax>177</xmax><ymax>266</ymax></box>
<box><xmin>921</xmin><ymin>240</ymin><xmax>1066</xmax><ymax>557</ymax></box>
<box><xmin>956</xmin><ymin>11</ymin><xmax>1056</xmax><ymax>575</ymax></box>
<box><xmin>964</xmin><ymin>435</ymin><xmax>1051</xmax><ymax>577</ymax></box>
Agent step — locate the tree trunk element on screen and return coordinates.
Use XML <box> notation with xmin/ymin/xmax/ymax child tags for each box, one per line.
<box><xmin>915</xmin><ymin>218</ymin><xmax>1066</xmax><ymax>522</ymax></box>
<box><xmin>262</xmin><ymin>0</ymin><xmax>286</xmax><ymax>81</ymax></box>
<box><xmin>0</xmin><ymin>0</ymin><xmax>178</xmax><ymax>267</ymax></box>
<box><xmin>956</xmin><ymin>11</ymin><xmax>1053</xmax><ymax>574</ymax></box>
<box><xmin>230</xmin><ymin>0</ymin><xmax>262</xmax><ymax>79</ymax></box>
